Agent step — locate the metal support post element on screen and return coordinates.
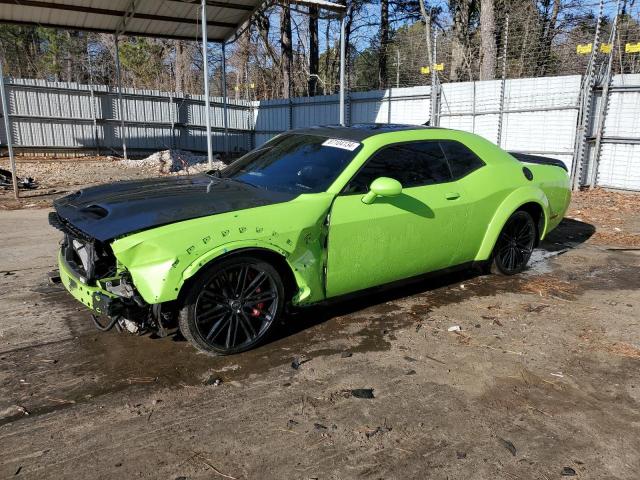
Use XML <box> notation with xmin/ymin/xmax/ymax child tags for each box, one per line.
<box><xmin>222</xmin><ymin>41</ymin><xmax>229</xmax><ymax>154</ymax></box>
<box><xmin>588</xmin><ymin>1</ymin><xmax>620</xmax><ymax>187</ymax></box>
<box><xmin>201</xmin><ymin>0</ymin><xmax>213</xmax><ymax>167</ymax></box>
<box><xmin>496</xmin><ymin>14</ymin><xmax>509</xmax><ymax>147</ymax></box>
<box><xmin>113</xmin><ymin>34</ymin><xmax>128</xmax><ymax>160</ymax></box>
<box><xmin>572</xmin><ymin>0</ymin><xmax>605</xmax><ymax>189</ymax></box>
<box><xmin>430</xmin><ymin>27</ymin><xmax>438</xmax><ymax>126</ymax></box>
<box><xmin>339</xmin><ymin>13</ymin><xmax>347</xmax><ymax>126</ymax></box>
<box><xmin>0</xmin><ymin>58</ymin><xmax>18</xmax><ymax>199</ymax></box>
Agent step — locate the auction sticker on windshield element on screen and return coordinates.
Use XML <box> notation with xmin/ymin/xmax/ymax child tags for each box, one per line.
<box><xmin>322</xmin><ymin>138</ymin><xmax>361</xmax><ymax>151</ymax></box>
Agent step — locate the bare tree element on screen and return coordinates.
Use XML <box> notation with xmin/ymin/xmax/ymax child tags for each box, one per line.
<box><xmin>537</xmin><ymin>0</ymin><xmax>561</xmax><ymax>75</ymax></box>
<box><xmin>308</xmin><ymin>4</ymin><xmax>319</xmax><ymax>96</ymax></box>
<box><xmin>479</xmin><ymin>0</ymin><xmax>496</xmax><ymax>80</ymax></box>
<box><xmin>379</xmin><ymin>0</ymin><xmax>389</xmax><ymax>88</ymax></box>
<box><xmin>449</xmin><ymin>0</ymin><xmax>476</xmax><ymax>81</ymax></box>
<box><xmin>280</xmin><ymin>1</ymin><xmax>294</xmax><ymax>98</ymax></box>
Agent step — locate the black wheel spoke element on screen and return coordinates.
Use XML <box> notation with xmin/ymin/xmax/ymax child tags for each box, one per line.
<box><xmin>238</xmin><ymin>311</ymin><xmax>258</xmax><ymax>339</ymax></box>
<box><xmin>242</xmin><ymin>272</ymin><xmax>266</xmax><ymax>298</ymax></box>
<box><xmin>206</xmin><ymin>314</ymin><xmax>230</xmax><ymax>341</ymax></box>
<box><xmin>235</xmin><ymin>266</ymin><xmax>248</xmax><ymax>296</ymax></box>
<box><xmin>244</xmin><ymin>292</ymin><xmax>277</xmax><ymax>306</ymax></box>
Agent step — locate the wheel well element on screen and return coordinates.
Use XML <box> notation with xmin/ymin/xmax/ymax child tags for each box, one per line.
<box><xmin>516</xmin><ymin>202</ymin><xmax>544</xmax><ymax>244</ymax></box>
<box><xmin>175</xmin><ymin>248</ymin><xmax>298</xmax><ymax>308</ymax></box>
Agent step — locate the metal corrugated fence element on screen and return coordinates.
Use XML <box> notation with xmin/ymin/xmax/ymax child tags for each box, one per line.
<box><xmin>1</xmin><ymin>75</ymin><xmax>639</xmax><ymax>191</ymax></box>
<box><xmin>0</xmin><ymin>78</ymin><xmax>254</xmax><ymax>155</ymax></box>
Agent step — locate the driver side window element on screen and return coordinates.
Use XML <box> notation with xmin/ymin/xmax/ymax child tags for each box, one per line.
<box><xmin>344</xmin><ymin>141</ymin><xmax>452</xmax><ymax>194</ymax></box>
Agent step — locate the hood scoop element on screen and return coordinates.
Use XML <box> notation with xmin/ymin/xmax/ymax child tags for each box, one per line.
<box><xmin>80</xmin><ymin>204</ymin><xmax>109</xmax><ymax>219</ymax></box>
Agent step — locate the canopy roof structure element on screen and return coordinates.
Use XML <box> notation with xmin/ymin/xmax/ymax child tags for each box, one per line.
<box><xmin>0</xmin><ymin>0</ymin><xmax>345</xmax><ymax>41</ymax></box>
<box><xmin>0</xmin><ymin>0</ymin><xmax>262</xmax><ymax>41</ymax></box>
<box><xmin>0</xmin><ymin>0</ymin><xmax>347</xmax><ymax>199</ymax></box>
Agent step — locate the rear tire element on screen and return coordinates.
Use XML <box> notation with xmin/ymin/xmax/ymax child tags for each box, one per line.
<box><xmin>489</xmin><ymin>210</ymin><xmax>536</xmax><ymax>275</ymax></box>
<box><xmin>178</xmin><ymin>255</ymin><xmax>285</xmax><ymax>355</ymax></box>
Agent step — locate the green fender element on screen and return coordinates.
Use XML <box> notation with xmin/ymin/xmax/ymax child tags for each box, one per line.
<box><xmin>181</xmin><ymin>240</ymin><xmax>319</xmax><ymax>305</ymax></box>
<box><xmin>474</xmin><ymin>186</ymin><xmax>550</xmax><ymax>261</ymax></box>
<box><xmin>181</xmin><ymin>240</ymin><xmax>289</xmax><ymax>281</ymax></box>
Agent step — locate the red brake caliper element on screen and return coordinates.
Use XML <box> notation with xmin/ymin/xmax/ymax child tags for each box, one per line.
<box><xmin>250</xmin><ymin>287</ymin><xmax>264</xmax><ymax>317</ymax></box>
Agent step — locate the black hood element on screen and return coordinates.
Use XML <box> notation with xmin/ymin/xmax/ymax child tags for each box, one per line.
<box><xmin>52</xmin><ymin>175</ymin><xmax>297</xmax><ymax>242</ymax></box>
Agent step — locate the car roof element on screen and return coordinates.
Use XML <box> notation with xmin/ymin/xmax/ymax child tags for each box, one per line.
<box><xmin>291</xmin><ymin>123</ymin><xmax>444</xmax><ymax>142</ymax></box>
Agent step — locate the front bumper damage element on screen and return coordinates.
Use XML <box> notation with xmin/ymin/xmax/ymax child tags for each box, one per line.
<box><xmin>51</xmin><ymin>212</ymin><xmax>164</xmax><ymax>334</ymax></box>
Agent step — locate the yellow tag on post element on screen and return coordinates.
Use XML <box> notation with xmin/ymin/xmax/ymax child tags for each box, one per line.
<box><xmin>600</xmin><ymin>43</ymin><xmax>612</xmax><ymax>53</ymax></box>
<box><xmin>576</xmin><ymin>44</ymin><xmax>593</xmax><ymax>54</ymax></box>
<box><xmin>420</xmin><ymin>66</ymin><xmax>430</xmax><ymax>75</ymax></box>
<box><xmin>626</xmin><ymin>42</ymin><xmax>640</xmax><ymax>53</ymax></box>
<box><xmin>434</xmin><ymin>63</ymin><xmax>445</xmax><ymax>71</ymax></box>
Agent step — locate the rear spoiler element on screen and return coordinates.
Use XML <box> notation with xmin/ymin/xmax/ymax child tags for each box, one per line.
<box><xmin>508</xmin><ymin>152</ymin><xmax>568</xmax><ymax>172</ymax></box>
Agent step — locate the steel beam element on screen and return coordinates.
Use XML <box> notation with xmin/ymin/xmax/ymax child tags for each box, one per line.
<box><xmin>222</xmin><ymin>42</ymin><xmax>229</xmax><ymax>154</ymax></box>
<box><xmin>113</xmin><ymin>34</ymin><xmax>128</xmax><ymax>160</ymax></box>
<box><xmin>0</xmin><ymin>57</ymin><xmax>18</xmax><ymax>199</ymax></box>
<box><xmin>202</xmin><ymin>0</ymin><xmax>214</xmax><ymax>167</ymax></box>
<box><xmin>339</xmin><ymin>12</ymin><xmax>346</xmax><ymax>126</ymax></box>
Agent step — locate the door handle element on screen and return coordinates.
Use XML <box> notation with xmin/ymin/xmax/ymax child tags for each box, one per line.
<box><xmin>445</xmin><ymin>192</ymin><xmax>461</xmax><ymax>200</ymax></box>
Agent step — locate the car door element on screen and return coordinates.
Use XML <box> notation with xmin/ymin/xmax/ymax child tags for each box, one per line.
<box><xmin>325</xmin><ymin>140</ymin><xmax>472</xmax><ymax>298</ymax></box>
<box><xmin>438</xmin><ymin>140</ymin><xmax>490</xmax><ymax>264</ymax></box>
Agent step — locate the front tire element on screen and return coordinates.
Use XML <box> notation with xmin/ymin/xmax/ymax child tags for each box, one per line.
<box><xmin>179</xmin><ymin>255</ymin><xmax>285</xmax><ymax>355</ymax></box>
<box><xmin>489</xmin><ymin>210</ymin><xmax>536</xmax><ymax>275</ymax></box>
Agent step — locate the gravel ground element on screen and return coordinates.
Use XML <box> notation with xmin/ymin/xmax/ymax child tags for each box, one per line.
<box><xmin>0</xmin><ymin>158</ymin><xmax>639</xmax><ymax>479</ymax></box>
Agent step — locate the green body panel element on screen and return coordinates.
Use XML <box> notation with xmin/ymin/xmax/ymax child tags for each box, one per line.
<box><xmin>59</xmin><ymin>127</ymin><xmax>571</xmax><ymax>309</ymax></box>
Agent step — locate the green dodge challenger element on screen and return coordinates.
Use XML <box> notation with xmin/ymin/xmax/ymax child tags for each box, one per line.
<box><xmin>50</xmin><ymin>124</ymin><xmax>571</xmax><ymax>354</ymax></box>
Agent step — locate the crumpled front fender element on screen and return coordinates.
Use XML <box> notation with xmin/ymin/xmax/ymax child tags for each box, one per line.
<box><xmin>110</xmin><ymin>195</ymin><xmax>332</xmax><ymax>306</ymax></box>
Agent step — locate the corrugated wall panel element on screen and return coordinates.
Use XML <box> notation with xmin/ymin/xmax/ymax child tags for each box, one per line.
<box><xmin>597</xmin><ymin>143</ymin><xmax>640</xmax><ymax>190</ymax></box>
<box><xmin>595</xmin><ymin>74</ymin><xmax>640</xmax><ymax>190</ymax></box>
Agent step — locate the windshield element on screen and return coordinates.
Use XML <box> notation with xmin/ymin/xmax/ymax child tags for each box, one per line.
<box><xmin>215</xmin><ymin>134</ymin><xmax>362</xmax><ymax>193</ymax></box>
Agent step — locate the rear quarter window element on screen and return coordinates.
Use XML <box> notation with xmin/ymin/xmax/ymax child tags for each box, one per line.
<box><xmin>439</xmin><ymin>140</ymin><xmax>485</xmax><ymax>179</ymax></box>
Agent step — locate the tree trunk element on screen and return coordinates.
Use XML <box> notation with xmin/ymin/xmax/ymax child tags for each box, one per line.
<box><xmin>379</xmin><ymin>0</ymin><xmax>389</xmax><ymax>89</ymax></box>
<box><xmin>308</xmin><ymin>5</ymin><xmax>319</xmax><ymax>96</ymax></box>
<box><xmin>175</xmin><ymin>41</ymin><xmax>184</xmax><ymax>93</ymax></box>
<box><xmin>449</xmin><ymin>0</ymin><xmax>473</xmax><ymax>82</ymax></box>
<box><xmin>280</xmin><ymin>3</ymin><xmax>293</xmax><ymax>99</ymax></box>
<box><xmin>537</xmin><ymin>0</ymin><xmax>560</xmax><ymax>76</ymax></box>
<box><xmin>479</xmin><ymin>0</ymin><xmax>496</xmax><ymax>80</ymax></box>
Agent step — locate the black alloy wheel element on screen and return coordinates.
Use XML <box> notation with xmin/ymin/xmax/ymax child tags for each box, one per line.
<box><xmin>179</xmin><ymin>256</ymin><xmax>284</xmax><ymax>355</ymax></box>
<box><xmin>490</xmin><ymin>210</ymin><xmax>537</xmax><ymax>275</ymax></box>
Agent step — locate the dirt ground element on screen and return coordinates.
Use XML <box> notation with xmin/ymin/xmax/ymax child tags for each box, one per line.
<box><xmin>1</xmin><ymin>158</ymin><xmax>639</xmax><ymax>479</ymax></box>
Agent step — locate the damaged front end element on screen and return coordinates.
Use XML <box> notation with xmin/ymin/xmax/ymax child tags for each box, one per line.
<box><xmin>49</xmin><ymin>212</ymin><xmax>168</xmax><ymax>335</ymax></box>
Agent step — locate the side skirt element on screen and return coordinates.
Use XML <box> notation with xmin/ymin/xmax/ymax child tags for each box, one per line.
<box><xmin>298</xmin><ymin>260</ymin><xmax>484</xmax><ymax>309</ymax></box>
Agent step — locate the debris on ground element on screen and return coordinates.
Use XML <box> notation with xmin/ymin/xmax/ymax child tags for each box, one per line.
<box><xmin>348</xmin><ymin>388</ymin><xmax>375</xmax><ymax>399</ymax></box>
<box><xmin>522</xmin><ymin>303</ymin><xmax>550</xmax><ymax>313</ymax></box>
<box><xmin>364</xmin><ymin>425</ymin><xmax>392</xmax><ymax>438</ymax></box>
<box><xmin>121</xmin><ymin>150</ymin><xmax>225</xmax><ymax>174</ymax></box>
<box><xmin>340</xmin><ymin>351</ymin><xmax>352</xmax><ymax>358</ymax></box>
<box><xmin>498</xmin><ymin>437</ymin><xmax>517</xmax><ymax>456</ymax></box>
<box><xmin>0</xmin><ymin>168</ymin><xmax>37</xmax><ymax>190</ymax></box>
<box><xmin>204</xmin><ymin>375</ymin><xmax>223</xmax><ymax>386</ymax></box>
<box><xmin>561</xmin><ymin>466</ymin><xmax>577</xmax><ymax>476</ymax></box>
<box><xmin>447</xmin><ymin>325</ymin><xmax>462</xmax><ymax>332</ymax></box>
<box><xmin>291</xmin><ymin>356</ymin><xmax>310</xmax><ymax>370</ymax></box>
<box><xmin>456</xmin><ymin>451</ymin><xmax>467</xmax><ymax>459</ymax></box>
